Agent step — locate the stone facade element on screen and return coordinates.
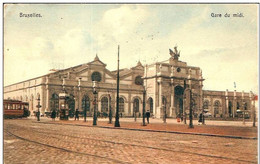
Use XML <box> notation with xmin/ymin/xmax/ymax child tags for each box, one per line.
<box><xmin>4</xmin><ymin>50</ymin><xmax>257</xmax><ymax>119</ymax></box>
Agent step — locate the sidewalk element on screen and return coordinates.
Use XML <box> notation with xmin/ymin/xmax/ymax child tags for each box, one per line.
<box><xmin>35</xmin><ymin>117</ymin><xmax>258</xmax><ymax>139</ymax></box>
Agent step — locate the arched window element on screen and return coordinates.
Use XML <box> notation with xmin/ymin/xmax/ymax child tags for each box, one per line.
<box><xmin>101</xmin><ymin>97</ymin><xmax>108</xmax><ymax>112</ymax></box>
<box><xmin>134</xmin><ymin>98</ymin><xmax>139</xmax><ymax>112</ymax></box>
<box><xmin>214</xmin><ymin>101</ymin><xmax>220</xmax><ymax>116</ymax></box>
<box><xmin>82</xmin><ymin>95</ymin><xmax>90</xmax><ymax>112</ymax></box>
<box><xmin>119</xmin><ymin>97</ymin><xmax>124</xmax><ymax>112</ymax></box>
<box><xmin>135</xmin><ymin>76</ymin><xmax>143</xmax><ymax>85</ymax></box>
<box><xmin>244</xmin><ymin>102</ymin><xmax>248</xmax><ymax>110</ymax></box>
<box><xmin>237</xmin><ymin>102</ymin><xmax>240</xmax><ymax>110</ymax></box>
<box><xmin>50</xmin><ymin>93</ymin><xmax>59</xmax><ymax>111</ymax></box>
<box><xmin>148</xmin><ymin>97</ymin><xmax>153</xmax><ymax>113</ymax></box>
<box><xmin>228</xmin><ymin>101</ymin><xmax>232</xmax><ymax>117</ymax></box>
<box><xmin>68</xmin><ymin>95</ymin><xmax>75</xmax><ymax>112</ymax></box>
<box><xmin>162</xmin><ymin>96</ymin><xmax>167</xmax><ymax>106</ymax></box>
<box><xmin>203</xmin><ymin>100</ymin><xmax>209</xmax><ymax>109</ymax></box>
<box><xmin>91</xmin><ymin>72</ymin><xmax>102</xmax><ymax>82</ymax></box>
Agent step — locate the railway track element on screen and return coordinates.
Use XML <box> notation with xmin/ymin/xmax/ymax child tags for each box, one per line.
<box><xmin>4</xmin><ymin>123</ymin><xmax>257</xmax><ymax>164</ymax></box>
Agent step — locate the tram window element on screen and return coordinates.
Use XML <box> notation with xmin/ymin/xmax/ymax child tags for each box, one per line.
<box><xmin>21</xmin><ymin>105</ymin><xmax>24</xmax><ymax>110</ymax></box>
<box><xmin>17</xmin><ymin>104</ymin><xmax>21</xmax><ymax>110</ymax></box>
<box><xmin>4</xmin><ymin>104</ymin><xmax>8</xmax><ymax>109</ymax></box>
<box><xmin>8</xmin><ymin>104</ymin><xmax>12</xmax><ymax>110</ymax></box>
<box><xmin>13</xmin><ymin>104</ymin><xmax>16</xmax><ymax>110</ymax></box>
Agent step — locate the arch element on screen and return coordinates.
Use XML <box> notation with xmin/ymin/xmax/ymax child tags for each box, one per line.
<box><xmin>244</xmin><ymin>102</ymin><xmax>248</xmax><ymax>110</ymax></box>
<box><xmin>67</xmin><ymin>94</ymin><xmax>75</xmax><ymax>116</ymax></box>
<box><xmin>203</xmin><ymin>100</ymin><xmax>210</xmax><ymax>110</ymax></box>
<box><xmin>228</xmin><ymin>101</ymin><xmax>233</xmax><ymax>117</ymax></box>
<box><xmin>50</xmin><ymin>93</ymin><xmax>59</xmax><ymax>111</ymax></box>
<box><xmin>237</xmin><ymin>102</ymin><xmax>240</xmax><ymax>110</ymax></box>
<box><xmin>135</xmin><ymin>75</ymin><xmax>143</xmax><ymax>85</ymax></box>
<box><xmin>133</xmin><ymin>98</ymin><xmax>140</xmax><ymax>113</ymax></box>
<box><xmin>131</xmin><ymin>96</ymin><xmax>142</xmax><ymax>103</ymax></box>
<box><xmin>147</xmin><ymin>97</ymin><xmax>153</xmax><ymax>113</ymax></box>
<box><xmin>174</xmin><ymin>85</ymin><xmax>184</xmax><ymax>116</ymax></box>
<box><xmin>214</xmin><ymin>100</ymin><xmax>221</xmax><ymax>117</ymax></box>
<box><xmin>82</xmin><ymin>95</ymin><xmax>91</xmax><ymax>112</ymax></box>
<box><xmin>119</xmin><ymin>97</ymin><xmax>124</xmax><ymax>112</ymax></box>
<box><xmin>101</xmin><ymin>97</ymin><xmax>108</xmax><ymax>112</ymax></box>
<box><xmin>91</xmin><ymin>71</ymin><xmax>102</xmax><ymax>82</ymax></box>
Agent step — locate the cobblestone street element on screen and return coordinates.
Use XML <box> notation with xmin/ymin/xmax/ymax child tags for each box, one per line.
<box><xmin>4</xmin><ymin>119</ymin><xmax>258</xmax><ymax>164</ymax></box>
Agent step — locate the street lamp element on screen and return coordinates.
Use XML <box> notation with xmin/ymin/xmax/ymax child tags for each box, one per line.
<box><xmin>183</xmin><ymin>80</ymin><xmax>194</xmax><ymax>128</ymax></box>
<box><xmin>36</xmin><ymin>95</ymin><xmax>41</xmax><ymax>121</ymax></box>
<box><xmin>142</xmin><ymin>89</ymin><xmax>146</xmax><ymax>126</ymax></box>
<box><xmin>92</xmin><ymin>81</ymin><xmax>98</xmax><ymax>126</ymax></box>
<box><xmin>108</xmin><ymin>92</ymin><xmax>112</xmax><ymax>124</ymax></box>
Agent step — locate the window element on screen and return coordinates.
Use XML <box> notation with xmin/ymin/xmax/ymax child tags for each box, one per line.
<box><xmin>91</xmin><ymin>72</ymin><xmax>102</xmax><ymax>82</ymax></box>
<box><xmin>134</xmin><ymin>98</ymin><xmax>139</xmax><ymax>112</ymax></box>
<box><xmin>214</xmin><ymin>101</ymin><xmax>220</xmax><ymax>115</ymax></box>
<box><xmin>82</xmin><ymin>95</ymin><xmax>90</xmax><ymax>112</ymax></box>
<box><xmin>101</xmin><ymin>97</ymin><xmax>108</xmax><ymax>112</ymax></box>
<box><xmin>119</xmin><ymin>97</ymin><xmax>124</xmax><ymax>112</ymax></box>
<box><xmin>50</xmin><ymin>93</ymin><xmax>59</xmax><ymax>111</ymax></box>
<box><xmin>135</xmin><ymin>76</ymin><xmax>143</xmax><ymax>85</ymax></box>
<box><xmin>203</xmin><ymin>100</ymin><xmax>209</xmax><ymax>109</ymax></box>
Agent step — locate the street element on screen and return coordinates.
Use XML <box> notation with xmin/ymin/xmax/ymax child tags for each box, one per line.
<box><xmin>4</xmin><ymin>119</ymin><xmax>258</xmax><ymax>164</ymax></box>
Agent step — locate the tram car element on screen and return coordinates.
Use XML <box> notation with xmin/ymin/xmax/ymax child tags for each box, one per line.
<box><xmin>3</xmin><ymin>99</ymin><xmax>30</xmax><ymax>119</ymax></box>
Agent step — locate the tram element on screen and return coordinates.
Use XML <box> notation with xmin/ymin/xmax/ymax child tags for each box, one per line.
<box><xmin>3</xmin><ymin>99</ymin><xmax>30</xmax><ymax>119</ymax></box>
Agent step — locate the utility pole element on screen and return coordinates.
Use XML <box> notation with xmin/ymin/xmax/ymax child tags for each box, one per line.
<box><xmin>115</xmin><ymin>45</ymin><xmax>120</xmax><ymax>127</ymax></box>
<box><xmin>189</xmin><ymin>89</ymin><xmax>194</xmax><ymax>128</ymax></box>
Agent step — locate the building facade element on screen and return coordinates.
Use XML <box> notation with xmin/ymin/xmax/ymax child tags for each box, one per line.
<box><xmin>4</xmin><ymin>48</ymin><xmax>257</xmax><ymax>119</ymax></box>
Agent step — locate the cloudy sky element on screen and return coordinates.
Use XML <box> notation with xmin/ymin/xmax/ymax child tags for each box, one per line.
<box><xmin>3</xmin><ymin>4</ymin><xmax>258</xmax><ymax>93</ymax></box>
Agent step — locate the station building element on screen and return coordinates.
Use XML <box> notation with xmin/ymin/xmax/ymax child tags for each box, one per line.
<box><xmin>4</xmin><ymin>47</ymin><xmax>257</xmax><ymax>119</ymax></box>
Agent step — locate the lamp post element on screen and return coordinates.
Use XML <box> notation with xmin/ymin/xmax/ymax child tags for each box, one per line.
<box><xmin>142</xmin><ymin>90</ymin><xmax>146</xmax><ymax>126</ymax></box>
<box><xmin>108</xmin><ymin>92</ymin><xmax>112</xmax><ymax>124</ymax></box>
<box><xmin>36</xmin><ymin>95</ymin><xmax>41</xmax><ymax>121</ymax></box>
<box><xmin>189</xmin><ymin>89</ymin><xmax>194</xmax><ymax>128</ymax></box>
<box><xmin>114</xmin><ymin>45</ymin><xmax>120</xmax><ymax>127</ymax></box>
<box><xmin>92</xmin><ymin>81</ymin><xmax>98</xmax><ymax>126</ymax></box>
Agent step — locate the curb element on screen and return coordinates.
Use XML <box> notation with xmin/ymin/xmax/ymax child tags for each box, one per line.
<box><xmin>36</xmin><ymin>121</ymin><xmax>258</xmax><ymax>140</ymax></box>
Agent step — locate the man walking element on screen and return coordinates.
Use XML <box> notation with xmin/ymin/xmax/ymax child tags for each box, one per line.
<box><xmin>145</xmin><ymin>110</ymin><xmax>150</xmax><ymax>124</ymax></box>
<box><xmin>51</xmin><ymin>109</ymin><xmax>56</xmax><ymax>121</ymax></box>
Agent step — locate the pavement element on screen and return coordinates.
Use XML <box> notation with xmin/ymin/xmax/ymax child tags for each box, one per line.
<box><xmin>33</xmin><ymin>116</ymin><xmax>258</xmax><ymax>139</ymax></box>
<box><xmin>4</xmin><ymin>119</ymin><xmax>258</xmax><ymax>164</ymax></box>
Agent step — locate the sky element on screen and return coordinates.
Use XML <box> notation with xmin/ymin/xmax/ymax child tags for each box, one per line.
<box><xmin>3</xmin><ymin>4</ymin><xmax>259</xmax><ymax>93</ymax></box>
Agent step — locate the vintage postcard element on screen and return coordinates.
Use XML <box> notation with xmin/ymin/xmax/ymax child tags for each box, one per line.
<box><xmin>3</xmin><ymin>3</ymin><xmax>258</xmax><ymax>163</ymax></box>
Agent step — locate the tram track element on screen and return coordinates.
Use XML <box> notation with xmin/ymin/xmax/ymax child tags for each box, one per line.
<box><xmin>4</xmin><ymin>124</ymin><xmax>256</xmax><ymax>164</ymax></box>
<box><xmin>4</xmin><ymin>129</ymin><xmax>130</xmax><ymax>164</ymax></box>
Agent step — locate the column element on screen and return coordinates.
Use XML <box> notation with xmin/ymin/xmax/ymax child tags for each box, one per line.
<box><xmin>225</xmin><ymin>89</ymin><xmax>228</xmax><ymax>117</ymax></box>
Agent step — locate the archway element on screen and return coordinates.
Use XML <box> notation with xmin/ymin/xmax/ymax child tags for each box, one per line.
<box><xmin>228</xmin><ymin>101</ymin><xmax>232</xmax><ymax>117</ymax></box>
<box><xmin>67</xmin><ymin>94</ymin><xmax>75</xmax><ymax>117</ymax></box>
<box><xmin>147</xmin><ymin>97</ymin><xmax>153</xmax><ymax>114</ymax></box>
<box><xmin>174</xmin><ymin>86</ymin><xmax>184</xmax><ymax>116</ymax></box>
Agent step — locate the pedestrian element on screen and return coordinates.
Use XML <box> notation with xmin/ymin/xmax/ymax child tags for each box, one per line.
<box><xmin>198</xmin><ymin>113</ymin><xmax>203</xmax><ymax>125</ymax></box>
<box><xmin>181</xmin><ymin>113</ymin><xmax>183</xmax><ymax>122</ymax></box>
<box><xmin>51</xmin><ymin>109</ymin><xmax>56</xmax><ymax>121</ymax></box>
<box><xmin>145</xmin><ymin>110</ymin><xmax>150</xmax><ymax>124</ymax></box>
<box><xmin>75</xmin><ymin>109</ymin><xmax>79</xmax><ymax>121</ymax></box>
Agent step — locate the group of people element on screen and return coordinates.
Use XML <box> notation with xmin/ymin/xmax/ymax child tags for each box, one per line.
<box><xmin>50</xmin><ymin>109</ymin><xmax>79</xmax><ymax>121</ymax></box>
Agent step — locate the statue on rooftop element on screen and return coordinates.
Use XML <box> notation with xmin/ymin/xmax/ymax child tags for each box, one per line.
<box><xmin>169</xmin><ymin>46</ymin><xmax>180</xmax><ymax>60</ymax></box>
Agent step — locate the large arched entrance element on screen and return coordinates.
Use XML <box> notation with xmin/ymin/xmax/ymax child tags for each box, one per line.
<box><xmin>67</xmin><ymin>94</ymin><xmax>75</xmax><ymax>118</ymax></box>
<box><xmin>174</xmin><ymin>86</ymin><xmax>184</xmax><ymax>116</ymax></box>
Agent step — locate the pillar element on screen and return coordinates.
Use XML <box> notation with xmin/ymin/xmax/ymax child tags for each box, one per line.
<box><xmin>170</xmin><ymin>81</ymin><xmax>175</xmax><ymax>117</ymax></box>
